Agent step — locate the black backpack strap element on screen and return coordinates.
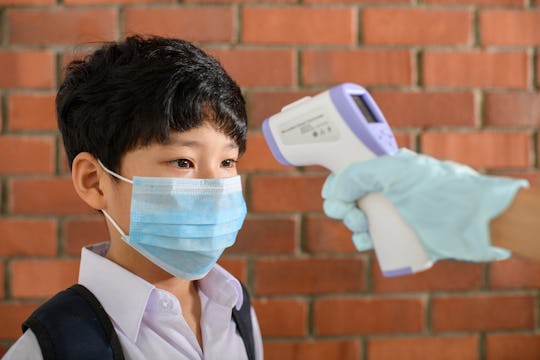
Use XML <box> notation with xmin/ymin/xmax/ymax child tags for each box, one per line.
<box><xmin>22</xmin><ymin>284</ymin><xmax>125</xmax><ymax>360</ymax></box>
<box><xmin>231</xmin><ymin>283</ymin><xmax>256</xmax><ymax>360</ymax></box>
<box><xmin>70</xmin><ymin>284</ymin><xmax>125</xmax><ymax>360</ymax></box>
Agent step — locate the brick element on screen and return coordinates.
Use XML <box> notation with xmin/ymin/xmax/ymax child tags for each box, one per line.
<box><xmin>486</xmin><ymin>333</ymin><xmax>540</xmax><ymax>360</ymax></box>
<box><xmin>305</xmin><ymin>215</ymin><xmax>357</xmax><ymax>253</ymax></box>
<box><xmin>254</xmin><ymin>257</ymin><xmax>365</xmax><ymax>295</ymax></box>
<box><xmin>252</xmin><ymin>299</ymin><xmax>307</xmax><ymax>336</ymax></box>
<box><xmin>423</xmin><ymin>51</ymin><xmax>528</xmax><ymax>88</ymax></box>
<box><xmin>485</xmin><ymin>92</ymin><xmax>540</xmax><ymax>127</ymax></box>
<box><xmin>63</xmin><ymin>217</ymin><xmax>109</xmax><ymax>256</ymax></box>
<box><xmin>373</xmin><ymin>260</ymin><xmax>483</xmax><ymax>292</ymax></box>
<box><xmin>368</xmin><ymin>336</ymin><xmax>478</xmax><ymax>360</ymax></box>
<box><xmin>481</xmin><ymin>11</ymin><xmax>540</xmax><ymax>46</ymax></box>
<box><xmin>0</xmin><ymin>264</ymin><xmax>4</xmax><ymax>298</ymax></box>
<box><xmin>306</xmin><ymin>0</ymin><xmax>407</xmax><ymax>3</ymax></box>
<box><xmin>11</xmin><ymin>260</ymin><xmax>80</xmax><ymax>298</ymax></box>
<box><xmin>300</xmin><ymin>164</ymin><xmax>327</xmax><ymax>173</ymax></box>
<box><xmin>9</xmin><ymin>178</ymin><xmax>93</xmax><ymax>215</ymax></box>
<box><xmin>424</xmin><ymin>0</ymin><xmax>522</xmax><ymax>6</ymax></box>
<box><xmin>0</xmin><ymin>219</ymin><xmax>57</xmax><ymax>257</ymax></box>
<box><xmin>0</xmin><ymin>136</ymin><xmax>55</xmax><ymax>174</ymax></box>
<box><xmin>489</xmin><ymin>256</ymin><xmax>540</xmax><ymax>289</ymax></box>
<box><xmin>537</xmin><ymin>59</ymin><xmax>540</xmax><ymax>88</ymax></box>
<box><xmin>432</xmin><ymin>294</ymin><xmax>535</xmax><ymax>331</ymax></box>
<box><xmin>394</xmin><ymin>132</ymin><xmax>414</xmax><ymax>149</ymax></box>
<box><xmin>364</xmin><ymin>8</ymin><xmax>472</xmax><ymax>45</ymax></box>
<box><xmin>242</xmin><ymin>7</ymin><xmax>355</xmax><ymax>45</ymax></box>
<box><xmin>0</xmin><ymin>51</ymin><xmax>54</xmax><ymax>89</ymax></box>
<box><xmin>372</xmin><ymin>91</ymin><xmax>475</xmax><ymax>127</ymax></box>
<box><xmin>217</xmin><ymin>257</ymin><xmax>246</xmax><ymax>283</ymax></box>
<box><xmin>315</xmin><ymin>297</ymin><xmax>425</xmax><ymax>335</ymax></box>
<box><xmin>238</xmin><ymin>133</ymin><xmax>290</xmax><ymax>173</ymax></box>
<box><xmin>66</xmin><ymin>0</ymin><xmax>173</xmax><ymax>3</ymax></box>
<box><xmin>209</xmin><ymin>49</ymin><xmax>295</xmax><ymax>87</ymax></box>
<box><xmin>538</xmin><ymin>135</ymin><xmax>540</xmax><ymax>170</ymax></box>
<box><xmin>0</xmin><ymin>0</ymin><xmax>53</xmax><ymax>4</ymax></box>
<box><xmin>8</xmin><ymin>8</ymin><xmax>117</xmax><ymax>45</ymax></box>
<box><xmin>8</xmin><ymin>93</ymin><xmax>57</xmax><ymax>131</ymax></box>
<box><xmin>230</xmin><ymin>216</ymin><xmax>296</xmax><ymax>254</ymax></box>
<box><xmin>421</xmin><ymin>131</ymin><xmax>531</xmax><ymax>169</ymax></box>
<box><xmin>302</xmin><ymin>50</ymin><xmax>412</xmax><ymax>86</ymax></box>
<box><xmin>59</xmin><ymin>143</ymin><xmax>71</xmax><ymax>174</ymax></box>
<box><xmin>187</xmin><ymin>0</ymin><xmax>295</xmax><ymax>2</ymax></box>
<box><xmin>250</xmin><ymin>174</ymin><xmax>327</xmax><ymax>212</ymax></box>
<box><xmin>264</xmin><ymin>340</ymin><xmax>361</xmax><ymax>360</ymax></box>
<box><xmin>247</xmin><ymin>90</ymin><xmax>314</xmax><ymax>128</ymax></box>
<box><xmin>124</xmin><ymin>7</ymin><xmax>233</xmax><ymax>43</ymax></box>
<box><xmin>0</xmin><ymin>303</ymin><xmax>40</xmax><ymax>339</ymax></box>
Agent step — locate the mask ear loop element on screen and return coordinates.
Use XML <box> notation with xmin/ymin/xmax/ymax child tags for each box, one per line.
<box><xmin>101</xmin><ymin>209</ymin><xmax>128</xmax><ymax>238</ymax></box>
<box><xmin>97</xmin><ymin>159</ymin><xmax>131</xmax><ymax>238</ymax></box>
<box><xmin>97</xmin><ymin>159</ymin><xmax>133</xmax><ymax>184</ymax></box>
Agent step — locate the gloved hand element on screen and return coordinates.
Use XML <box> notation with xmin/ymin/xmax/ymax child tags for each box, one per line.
<box><xmin>322</xmin><ymin>148</ymin><xmax>528</xmax><ymax>262</ymax></box>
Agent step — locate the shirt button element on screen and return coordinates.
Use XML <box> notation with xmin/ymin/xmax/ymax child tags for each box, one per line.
<box><xmin>161</xmin><ymin>298</ymin><xmax>173</xmax><ymax>310</ymax></box>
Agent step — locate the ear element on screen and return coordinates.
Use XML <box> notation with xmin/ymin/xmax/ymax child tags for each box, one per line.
<box><xmin>71</xmin><ymin>152</ymin><xmax>107</xmax><ymax>210</ymax></box>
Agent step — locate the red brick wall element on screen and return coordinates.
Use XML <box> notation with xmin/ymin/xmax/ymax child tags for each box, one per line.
<box><xmin>1</xmin><ymin>1</ymin><xmax>539</xmax><ymax>359</ymax></box>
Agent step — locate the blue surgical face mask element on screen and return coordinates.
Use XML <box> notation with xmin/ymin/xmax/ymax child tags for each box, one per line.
<box><xmin>98</xmin><ymin>160</ymin><xmax>247</xmax><ymax>280</ymax></box>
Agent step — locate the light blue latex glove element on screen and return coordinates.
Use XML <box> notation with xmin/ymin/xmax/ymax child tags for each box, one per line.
<box><xmin>322</xmin><ymin>148</ymin><xmax>528</xmax><ymax>262</ymax></box>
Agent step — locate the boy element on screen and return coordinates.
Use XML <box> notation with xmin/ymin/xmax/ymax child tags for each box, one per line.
<box><xmin>4</xmin><ymin>35</ymin><xmax>263</xmax><ymax>359</ymax></box>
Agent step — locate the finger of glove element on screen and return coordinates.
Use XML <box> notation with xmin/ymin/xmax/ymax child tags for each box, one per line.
<box><xmin>328</xmin><ymin>162</ymin><xmax>385</xmax><ymax>202</ymax></box>
<box><xmin>322</xmin><ymin>173</ymin><xmax>336</xmax><ymax>199</ymax></box>
<box><xmin>324</xmin><ymin>149</ymin><xmax>422</xmax><ymax>202</ymax></box>
<box><xmin>323</xmin><ymin>199</ymin><xmax>355</xmax><ymax>219</ymax></box>
<box><xmin>343</xmin><ymin>206</ymin><xmax>369</xmax><ymax>233</ymax></box>
<box><xmin>487</xmin><ymin>246</ymin><xmax>511</xmax><ymax>261</ymax></box>
<box><xmin>352</xmin><ymin>232</ymin><xmax>373</xmax><ymax>252</ymax></box>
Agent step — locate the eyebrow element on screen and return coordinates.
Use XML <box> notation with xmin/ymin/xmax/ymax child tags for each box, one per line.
<box><xmin>166</xmin><ymin>137</ymin><xmax>239</xmax><ymax>150</ymax></box>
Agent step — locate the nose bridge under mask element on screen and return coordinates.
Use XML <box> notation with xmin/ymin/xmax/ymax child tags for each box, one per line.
<box><xmin>130</xmin><ymin>176</ymin><xmax>244</xmax><ymax>223</ymax></box>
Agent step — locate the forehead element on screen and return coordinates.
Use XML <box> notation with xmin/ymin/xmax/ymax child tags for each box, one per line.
<box><xmin>164</xmin><ymin>124</ymin><xmax>238</xmax><ymax>148</ymax></box>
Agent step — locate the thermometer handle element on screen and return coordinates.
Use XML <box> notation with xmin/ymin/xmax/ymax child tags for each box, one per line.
<box><xmin>356</xmin><ymin>193</ymin><xmax>433</xmax><ymax>277</ymax></box>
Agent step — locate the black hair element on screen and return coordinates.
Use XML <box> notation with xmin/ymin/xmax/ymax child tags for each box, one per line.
<box><xmin>57</xmin><ymin>35</ymin><xmax>247</xmax><ymax>173</ymax></box>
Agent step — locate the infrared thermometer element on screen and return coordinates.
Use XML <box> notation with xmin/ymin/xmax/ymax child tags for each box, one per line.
<box><xmin>262</xmin><ymin>83</ymin><xmax>433</xmax><ymax>277</ymax></box>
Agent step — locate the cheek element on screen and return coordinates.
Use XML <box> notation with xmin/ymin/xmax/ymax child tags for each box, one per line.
<box><xmin>106</xmin><ymin>183</ymin><xmax>134</xmax><ymax>233</ymax></box>
<box><xmin>219</xmin><ymin>167</ymin><xmax>238</xmax><ymax>178</ymax></box>
<box><xmin>118</xmin><ymin>186</ymin><xmax>134</xmax><ymax>230</ymax></box>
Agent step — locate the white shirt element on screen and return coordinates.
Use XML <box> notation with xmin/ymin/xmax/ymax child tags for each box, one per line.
<box><xmin>3</xmin><ymin>243</ymin><xmax>263</xmax><ymax>360</ymax></box>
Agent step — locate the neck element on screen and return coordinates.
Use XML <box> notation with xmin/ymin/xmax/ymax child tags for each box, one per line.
<box><xmin>105</xmin><ymin>235</ymin><xmax>203</xmax><ymax>347</ymax></box>
<box><xmin>105</xmin><ymin>237</ymin><xmax>194</xmax><ymax>297</ymax></box>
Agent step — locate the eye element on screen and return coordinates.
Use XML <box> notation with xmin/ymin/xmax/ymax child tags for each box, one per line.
<box><xmin>221</xmin><ymin>159</ymin><xmax>237</xmax><ymax>168</ymax></box>
<box><xmin>172</xmin><ymin>159</ymin><xmax>194</xmax><ymax>169</ymax></box>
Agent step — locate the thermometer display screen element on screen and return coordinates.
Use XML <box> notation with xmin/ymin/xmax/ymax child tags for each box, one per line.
<box><xmin>351</xmin><ymin>95</ymin><xmax>379</xmax><ymax>123</ymax></box>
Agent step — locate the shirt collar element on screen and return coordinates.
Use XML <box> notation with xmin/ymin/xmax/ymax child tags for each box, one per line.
<box><xmin>78</xmin><ymin>243</ymin><xmax>244</xmax><ymax>343</ymax></box>
<box><xmin>198</xmin><ymin>263</ymin><xmax>243</xmax><ymax>311</ymax></box>
<box><xmin>78</xmin><ymin>242</ymin><xmax>154</xmax><ymax>343</ymax></box>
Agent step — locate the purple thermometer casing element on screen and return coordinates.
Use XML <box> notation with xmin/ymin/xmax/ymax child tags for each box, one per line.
<box><xmin>329</xmin><ymin>83</ymin><xmax>398</xmax><ymax>156</ymax></box>
<box><xmin>262</xmin><ymin>83</ymin><xmax>412</xmax><ymax>277</ymax></box>
<box><xmin>262</xmin><ymin>83</ymin><xmax>398</xmax><ymax>167</ymax></box>
<box><xmin>262</xmin><ymin>119</ymin><xmax>292</xmax><ymax>166</ymax></box>
<box><xmin>331</xmin><ymin>85</ymin><xmax>411</xmax><ymax>276</ymax></box>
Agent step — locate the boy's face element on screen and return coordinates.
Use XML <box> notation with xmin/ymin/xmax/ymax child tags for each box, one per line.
<box><xmin>101</xmin><ymin>121</ymin><xmax>240</xmax><ymax>239</ymax></box>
